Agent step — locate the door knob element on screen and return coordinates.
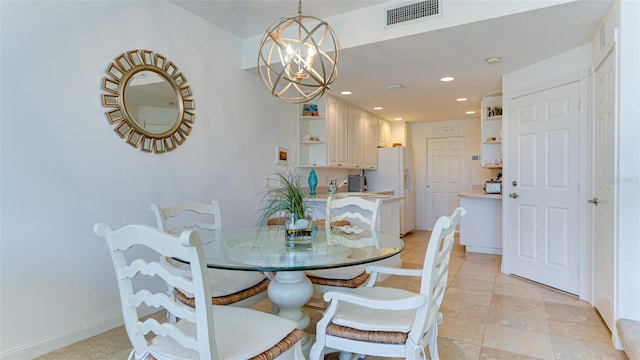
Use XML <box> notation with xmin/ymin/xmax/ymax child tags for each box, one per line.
<box><xmin>509</xmin><ymin>192</ymin><xmax>519</xmax><ymax>199</ymax></box>
<box><xmin>588</xmin><ymin>197</ymin><xmax>599</xmax><ymax>205</ymax></box>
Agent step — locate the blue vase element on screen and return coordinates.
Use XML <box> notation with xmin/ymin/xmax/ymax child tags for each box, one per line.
<box><xmin>308</xmin><ymin>168</ymin><xmax>318</xmax><ymax>197</ymax></box>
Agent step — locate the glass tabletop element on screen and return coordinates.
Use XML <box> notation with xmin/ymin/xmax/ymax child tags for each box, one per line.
<box><xmin>194</xmin><ymin>226</ymin><xmax>405</xmax><ymax>272</ymax></box>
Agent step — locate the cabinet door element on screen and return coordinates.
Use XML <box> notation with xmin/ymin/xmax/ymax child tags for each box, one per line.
<box><xmin>364</xmin><ymin>113</ymin><xmax>378</xmax><ymax>169</ymax></box>
<box><xmin>348</xmin><ymin>106</ymin><xmax>365</xmax><ymax>169</ymax></box>
<box><xmin>378</xmin><ymin>119</ymin><xmax>391</xmax><ymax>147</ymax></box>
<box><xmin>327</xmin><ymin>97</ymin><xmax>348</xmax><ymax>168</ymax></box>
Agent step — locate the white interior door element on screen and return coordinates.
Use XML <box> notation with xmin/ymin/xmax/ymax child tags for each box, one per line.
<box><xmin>507</xmin><ymin>81</ymin><xmax>581</xmax><ymax>295</ymax></box>
<box><xmin>593</xmin><ymin>47</ymin><xmax>616</xmax><ymax>331</ymax></box>
<box><xmin>426</xmin><ymin>136</ymin><xmax>467</xmax><ymax>229</ymax></box>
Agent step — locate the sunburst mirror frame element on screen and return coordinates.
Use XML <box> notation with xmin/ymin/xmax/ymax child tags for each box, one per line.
<box><xmin>101</xmin><ymin>49</ymin><xmax>195</xmax><ymax>153</ymax></box>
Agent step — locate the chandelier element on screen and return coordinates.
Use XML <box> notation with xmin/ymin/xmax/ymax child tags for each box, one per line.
<box><xmin>257</xmin><ymin>0</ymin><xmax>340</xmax><ymax>103</ymax></box>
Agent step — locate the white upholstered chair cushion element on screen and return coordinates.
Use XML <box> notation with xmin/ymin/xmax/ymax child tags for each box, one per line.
<box><xmin>150</xmin><ymin>306</ymin><xmax>298</xmax><ymax>360</ymax></box>
<box><xmin>329</xmin><ymin>287</ymin><xmax>418</xmax><ymax>332</ymax></box>
<box><xmin>178</xmin><ymin>269</ymin><xmax>266</xmax><ymax>298</ymax></box>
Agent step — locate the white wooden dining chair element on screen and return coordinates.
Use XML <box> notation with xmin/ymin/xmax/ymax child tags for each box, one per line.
<box><xmin>309</xmin><ymin>207</ymin><xmax>466</xmax><ymax>360</ymax></box>
<box><xmin>94</xmin><ymin>223</ymin><xmax>304</xmax><ymax>360</ymax></box>
<box><xmin>305</xmin><ymin>196</ymin><xmax>383</xmax><ymax>294</ymax></box>
<box><xmin>151</xmin><ymin>201</ymin><xmax>269</xmax><ymax>323</ymax></box>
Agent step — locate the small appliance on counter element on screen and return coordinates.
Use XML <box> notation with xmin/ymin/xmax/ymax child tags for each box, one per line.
<box><xmin>484</xmin><ymin>172</ymin><xmax>502</xmax><ymax>194</ymax></box>
<box><xmin>348</xmin><ymin>173</ymin><xmax>367</xmax><ymax>192</ymax></box>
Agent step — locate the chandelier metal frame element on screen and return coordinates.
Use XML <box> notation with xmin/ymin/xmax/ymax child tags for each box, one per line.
<box><xmin>257</xmin><ymin>0</ymin><xmax>340</xmax><ymax>103</ymax></box>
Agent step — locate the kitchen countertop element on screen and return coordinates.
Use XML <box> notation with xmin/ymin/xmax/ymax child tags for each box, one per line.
<box><xmin>305</xmin><ymin>190</ymin><xmax>402</xmax><ymax>203</ymax></box>
<box><xmin>458</xmin><ymin>190</ymin><xmax>503</xmax><ymax>200</ymax></box>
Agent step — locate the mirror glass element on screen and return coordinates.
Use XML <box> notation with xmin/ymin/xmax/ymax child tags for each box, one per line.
<box><xmin>123</xmin><ymin>70</ymin><xmax>180</xmax><ymax>135</ymax></box>
<box><xmin>101</xmin><ymin>50</ymin><xmax>195</xmax><ymax>153</ymax></box>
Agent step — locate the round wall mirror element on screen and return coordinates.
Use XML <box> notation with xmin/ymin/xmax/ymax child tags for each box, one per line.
<box><xmin>101</xmin><ymin>49</ymin><xmax>195</xmax><ymax>153</ymax></box>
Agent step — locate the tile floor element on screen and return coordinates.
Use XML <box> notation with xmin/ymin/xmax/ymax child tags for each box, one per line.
<box><xmin>38</xmin><ymin>230</ymin><xmax>626</xmax><ymax>360</ymax></box>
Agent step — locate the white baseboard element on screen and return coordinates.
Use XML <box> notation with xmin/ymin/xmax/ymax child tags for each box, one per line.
<box><xmin>0</xmin><ymin>314</ymin><xmax>123</xmax><ymax>360</ymax></box>
<box><xmin>0</xmin><ymin>305</ymin><xmax>157</xmax><ymax>360</ymax></box>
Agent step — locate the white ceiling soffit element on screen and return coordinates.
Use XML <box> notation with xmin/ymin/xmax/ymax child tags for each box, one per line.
<box><xmin>169</xmin><ymin>0</ymin><xmax>388</xmax><ymax>39</ymax></box>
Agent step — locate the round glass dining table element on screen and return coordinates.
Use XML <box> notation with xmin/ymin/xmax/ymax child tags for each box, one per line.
<box><xmin>195</xmin><ymin>226</ymin><xmax>405</xmax><ymax>352</ymax></box>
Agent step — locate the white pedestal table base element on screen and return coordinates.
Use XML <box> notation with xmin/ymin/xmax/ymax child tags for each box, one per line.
<box><xmin>268</xmin><ymin>271</ymin><xmax>315</xmax><ymax>355</ymax></box>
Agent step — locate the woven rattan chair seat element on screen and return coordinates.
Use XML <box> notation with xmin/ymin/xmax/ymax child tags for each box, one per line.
<box><xmin>306</xmin><ymin>271</ymin><xmax>369</xmax><ymax>288</ymax></box>
<box><xmin>174</xmin><ymin>278</ymin><xmax>270</xmax><ymax>306</ymax></box>
<box><xmin>326</xmin><ymin>323</ymin><xmax>408</xmax><ymax>344</ymax></box>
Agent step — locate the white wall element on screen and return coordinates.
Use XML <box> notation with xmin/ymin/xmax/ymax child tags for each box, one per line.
<box><xmin>613</xmin><ymin>0</ymin><xmax>640</xmax><ymax>326</ymax></box>
<box><xmin>408</xmin><ymin>118</ymin><xmax>496</xmax><ymax>230</ymax></box>
<box><xmin>0</xmin><ymin>2</ymin><xmax>297</xmax><ymax>358</ymax></box>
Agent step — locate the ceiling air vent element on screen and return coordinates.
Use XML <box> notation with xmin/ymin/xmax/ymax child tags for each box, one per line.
<box><xmin>385</xmin><ymin>0</ymin><xmax>441</xmax><ymax>27</ymax></box>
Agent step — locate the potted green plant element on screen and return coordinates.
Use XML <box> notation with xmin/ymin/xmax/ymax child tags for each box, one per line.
<box><xmin>257</xmin><ymin>168</ymin><xmax>315</xmax><ymax>247</ymax></box>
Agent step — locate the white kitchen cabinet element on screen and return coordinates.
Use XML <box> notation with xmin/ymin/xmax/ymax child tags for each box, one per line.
<box><xmin>347</xmin><ymin>105</ymin><xmax>365</xmax><ymax>169</ymax></box>
<box><xmin>327</xmin><ymin>96</ymin><xmax>348</xmax><ymax>168</ymax></box>
<box><xmin>347</xmin><ymin>105</ymin><xmax>379</xmax><ymax>170</ymax></box>
<box><xmin>364</xmin><ymin>112</ymin><xmax>378</xmax><ymax>169</ymax></box>
<box><xmin>480</xmin><ymin>95</ymin><xmax>503</xmax><ymax>169</ymax></box>
<box><xmin>378</xmin><ymin>119</ymin><xmax>391</xmax><ymax>148</ymax></box>
<box><xmin>376</xmin><ymin>197</ymin><xmax>400</xmax><ymax>236</ymax></box>
<box><xmin>458</xmin><ymin>191</ymin><xmax>502</xmax><ymax>254</ymax></box>
<box><xmin>298</xmin><ymin>96</ymin><xmax>379</xmax><ymax>169</ymax></box>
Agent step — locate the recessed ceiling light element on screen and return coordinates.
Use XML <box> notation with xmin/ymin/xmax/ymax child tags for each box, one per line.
<box><xmin>466</xmin><ymin>111</ymin><xmax>476</xmax><ymax>114</ymax></box>
<box><xmin>341</xmin><ymin>91</ymin><xmax>352</xmax><ymax>95</ymax></box>
<box><xmin>456</xmin><ymin>97</ymin><xmax>468</xmax><ymax>102</ymax></box>
<box><xmin>373</xmin><ymin>107</ymin><xmax>383</xmax><ymax>111</ymax></box>
<box><xmin>385</xmin><ymin>84</ymin><xmax>403</xmax><ymax>89</ymax></box>
<box><xmin>440</xmin><ymin>76</ymin><xmax>455</xmax><ymax>82</ymax></box>
<box><xmin>394</xmin><ymin>117</ymin><xmax>403</xmax><ymax>121</ymax></box>
<box><xmin>486</xmin><ymin>57</ymin><xmax>501</xmax><ymax>65</ymax></box>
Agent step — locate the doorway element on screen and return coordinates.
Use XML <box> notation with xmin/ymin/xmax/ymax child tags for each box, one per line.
<box><xmin>425</xmin><ymin>136</ymin><xmax>468</xmax><ymax>229</ymax></box>
<box><xmin>592</xmin><ymin>45</ymin><xmax>616</xmax><ymax>331</ymax></box>
<box><xmin>506</xmin><ymin>81</ymin><xmax>582</xmax><ymax>295</ymax></box>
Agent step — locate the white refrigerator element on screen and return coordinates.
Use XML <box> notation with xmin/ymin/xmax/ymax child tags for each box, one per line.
<box><xmin>366</xmin><ymin>146</ymin><xmax>416</xmax><ymax>236</ymax></box>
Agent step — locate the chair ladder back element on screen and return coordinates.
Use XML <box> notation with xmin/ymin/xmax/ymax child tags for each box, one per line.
<box><xmin>151</xmin><ymin>200</ymin><xmax>222</xmax><ymax>234</ymax></box>
<box><xmin>95</xmin><ymin>223</ymin><xmax>218</xmax><ymax>359</ymax></box>
<box><xmin>325</xmin><ymin>196</ymin><xmax>382</xmax><ymax>231</ymax></box>
<box><xmin>419</xmin><ymin>207</ymin><xmax>465</xmax><ymax>333</ymax></box>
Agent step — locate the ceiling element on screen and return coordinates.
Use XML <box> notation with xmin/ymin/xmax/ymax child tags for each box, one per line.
<box><xmin>171</xmin><ymin>0</ymin><xmax>612</xmax><ymax>123</ymax></box>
